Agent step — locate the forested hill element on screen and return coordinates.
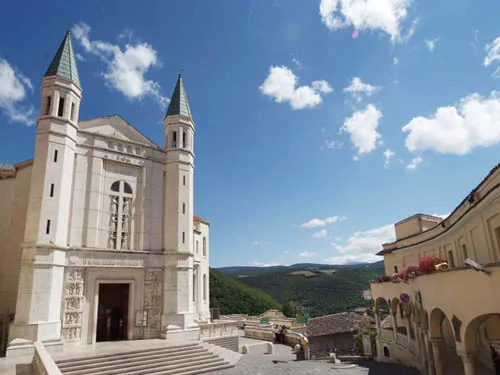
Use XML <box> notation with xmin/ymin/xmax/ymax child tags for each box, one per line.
<box><xmin>209</xmin><ymin>268</ymin><xmax>280</xmax><ymax>315</ymax></box>
<box><xmin>214</xmin><ymin>262</ymin><xmax>384</xmax><ymax>317</ymax></box>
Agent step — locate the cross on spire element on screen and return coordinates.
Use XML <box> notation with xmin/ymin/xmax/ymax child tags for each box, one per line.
<box><xmin>178</xmin><ymin>65</ymin><xmax>184</xmax><ymax>76</ymax></box>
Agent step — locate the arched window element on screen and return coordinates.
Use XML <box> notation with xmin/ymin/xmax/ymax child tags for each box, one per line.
<box><xmin>203</xmin><ymin>274</ymin><xmax>207</xmax><ymax>301</ymax></box>
<box><xmin>383</xmin><ymin>346</ymin><xmax>390</xmax><ymax>357</ymax></box>
<box><xmin>109</xmin><ymin>180</ymin><xmax>134</xmax><ymax>250</ymax></box>
<box><xmin>203</xmin><ymin>237</ymin><xmax>206</xmax><ymax>257</ymax></box>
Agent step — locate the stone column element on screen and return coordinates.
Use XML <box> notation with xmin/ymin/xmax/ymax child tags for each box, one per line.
<box><xmin>430</xmin><ymin>338</ymin><xmax>443</xmax><ymax>375</ymax></box>
<box><xmin>374</xmin><ymin>311</ymin><xmax>383</xmax><ymax>359</ymax></box>
<box><xmin>458</xmin><ymin>351</ymin><xmax>476</xmax><ymax>375</ymax></box>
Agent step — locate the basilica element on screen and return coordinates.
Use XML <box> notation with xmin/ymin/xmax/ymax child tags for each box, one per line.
<box><xmin>0</xmin><ymin>30</ymin><xmax>211</xmax><ymax>355</ymax></box>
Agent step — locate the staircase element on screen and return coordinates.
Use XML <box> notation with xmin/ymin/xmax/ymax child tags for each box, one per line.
<box><xmin>55</xmin><ymin>342</ymin><xmax>233</xmax><ymax>375</ymax></box>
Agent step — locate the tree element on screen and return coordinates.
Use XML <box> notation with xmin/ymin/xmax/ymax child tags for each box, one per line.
<box><xmin>281</xmin><ymin>301</ymin><xmax>295</xmax><ymax>317</ymax></box>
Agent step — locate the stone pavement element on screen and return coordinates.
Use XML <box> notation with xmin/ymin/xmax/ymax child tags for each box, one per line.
<box><xmin>216</xmin><ymin>337</ymin><xmax>421</xmax><ymax>375</ymax></box>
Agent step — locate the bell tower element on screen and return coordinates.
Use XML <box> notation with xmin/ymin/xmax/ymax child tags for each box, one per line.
<box><xmin>8</xmin><ymin>30</ymin><xmax>82</xmax><ymax>353</ymax></box>
<box><xmin>161</xmin><ymin>74</ymin><xmax>198</xmax><ymax>337</ymax></box>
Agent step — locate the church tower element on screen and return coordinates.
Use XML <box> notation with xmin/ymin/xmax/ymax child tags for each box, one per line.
<box><xmin>8</xmin><ymin>30</ymin><xmax>82</xmax><ymax>351</ymax></box>
<box><xmin>161</xmin><ymin>74</ymin><xmax>197</xmax><ymax>336</ymax></box>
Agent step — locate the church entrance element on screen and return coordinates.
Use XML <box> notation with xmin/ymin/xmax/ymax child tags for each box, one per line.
<box><xmin>96</xmin><ymin>283</ymin><xmax>129</xmax><ymax>342</ymax></box>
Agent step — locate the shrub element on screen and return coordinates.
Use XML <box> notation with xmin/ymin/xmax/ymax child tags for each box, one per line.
<box><xmin>376</xmin><ymin>275</ymin><xmax>391</xmax><ymax>283</ymax></box>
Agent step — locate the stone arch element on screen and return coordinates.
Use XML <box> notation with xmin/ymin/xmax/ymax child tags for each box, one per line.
<box><xmin>374</xmin><ymin>297</ymin><xmax>389</xmax><ymax>313</ymax></box>
<box><xmin>463</xmin><ymin>313</ymin><xmax>500</xmax><ymax>374</ymax></box>
<box><xmin>429</xmin><ymin>308</ymin><xmax>463</xmax><ymax>374</ymax></box>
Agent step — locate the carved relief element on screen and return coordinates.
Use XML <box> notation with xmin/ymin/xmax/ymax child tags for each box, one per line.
<box><xmin>143</xmin><ymin>270</ymin><xmax>162</xmax><ymax>337</ymax></box>
<box><xmin>61</xmin><ymin>268</ymin><xmax>84</xmax><ymax>341</ymax></box>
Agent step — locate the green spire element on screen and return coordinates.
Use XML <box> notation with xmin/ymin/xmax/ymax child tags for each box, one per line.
<box><xmin>165</xmin><ymin>74</ymin><xmax>192</xmax><ymax>119</ymax></box>
<box><xmin>44</xmin><ymin>30</ymin><xmax>81</xmax><ymax>88</ymax></box>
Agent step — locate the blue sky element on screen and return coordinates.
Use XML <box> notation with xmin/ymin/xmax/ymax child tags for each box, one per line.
<box><xmin>1</xmin><ymin>0</ymin><xmax>500</xmax><ymax>267</ymax></box>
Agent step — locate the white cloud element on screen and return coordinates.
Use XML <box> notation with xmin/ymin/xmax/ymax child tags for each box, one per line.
<box><xmin>292</xmin><ymin>57</ymin><xmax>304</xmax><ymax>70</ymax></box>
<box><xmin>75</xmin><ymin>53</ymin><xmax>85</xmax><ymax>61</ymax></box>
<box><xmin>250</xmin><ymin>241</ymin><xmax>269</xmax><ymax>246</ymax></box>
<box><xmin>0</xmin><ymin>58</ymin><xmax>35</xmax><ymax>126</ymax></box>
<box><xmin>324</xmin><ymin>223</ymin><xmax>395</xmax><ymax>264</ymax></box>
<box><xmin>341</xmin><ymin>104</ymin><xmax>383</xmax><ymax>154</ymax></box>
<box><xmin>425</xmin><ymin>38</ymin><xmax>439</xmax><ymax>52</ymax></box>
<box><xmin>299</xmin><ymin>251</ymin><xmax>316</xmax><ymax>258</ymax></box>
<box><xmin>319</xmin><ymin>0</ymin><xmax>414</xmax><ymax>43</ymax></box>
<box><xmin>383</xmin><ymin>149</ymin><xmax>395</xmax><ymax>168</ymax></box>
<box><xmin>393</xmin><ymin>57</ymin><xmax>399</xmax><ymax>65</ymax></box>
<box><xmin>406</xmin><ymin>156</ymin><xmax>423</xmax><ymax>169</ymax></box>
<box><xmin>485</xmin><ymin>37</ymin><xmax>500</xmax><ymax>78</ymax></box>
<box><xmin>260</xmin><ymin>65</ymin><xmax>332</xmax><ymax>110</ymax></box>
<box><xmin>252</xmin><ymin>261</ymin><xmax>281</xmax><ymax>267</ymax></box>
<box><xmin>339</xmin><ymin>216</ymin><xmax>347</xmax><ymax>222</ymax></box>
<box><xmin>321</xmin><ymin>139</ymin><xmax>343</xmax><ymax>151</ymax></box>
<box><xmin>312</xmin><ymin>229</ymin><xmax>328</xmax><ymax>238</ymax></box>
<box><xmin>72</xmin><ymin>23</ymin><xmax>169</xmax><ymax>109</ymax></box>
<box><xmin>402</xmin><ymin>91</ymin><xmax>500</xmax><ymax>155</ymax></box>
<box><xmin>301</xmin><ymin>216</ymin><xmax>339</xmax><ymax>228</ymax></box>
<box><xmin>343</xmin><ymin>77</ymin><xmax>380</xmax><ymax>102</ymax></box>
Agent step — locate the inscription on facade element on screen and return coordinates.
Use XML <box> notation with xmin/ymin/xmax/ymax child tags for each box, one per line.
<box><xmin>62</xmin><ymin>268</ymin><xmax>84</xmax><ymax>341</ymax></box>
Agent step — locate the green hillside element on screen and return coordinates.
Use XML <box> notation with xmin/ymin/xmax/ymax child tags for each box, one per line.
<box><xmin>209</xmin><ymin>268</ymin><xmax>280</xmax><ymax>315</ymax></box>
<box><xmin>232</xmin><ymin>265</ymin><xmax>384</xmax><ymax>317</ymax></box>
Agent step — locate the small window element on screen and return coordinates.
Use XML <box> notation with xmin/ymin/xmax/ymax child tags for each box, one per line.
<box><xmin>50</xmin><ymin>184</ymin><xmax>54</xmax><ymax>197</ymax></box>
<box><xmin>111</xmin><ymin>181</ymin><xmax>120</xmax><ymax>192</ymax></box>
<box><xmin>448</xmin><ymin>250</ymin><xmax>455</xmax><ymax>268</ymax></box>
<box><xmin>182</xmin><ymin>203</ymin><xmax>185</xmax><ymax>214</ymax></box>
<box><xmin>124</xmin><ymin>182</ymin><xmax>133</xmax><ymax>194</ymax></box>
<box><xmin>54</xmin><ymin>150</ymin><xmax>58</xmax><ymax>162</ymax></box>
<box><xmin>462</xmin><ymin>244</ymin><xmax>468</xmax><ymax>261</ymax></box>
<box><xmin>394</xmin><ymin>266</ymin><xmax>398</xmax><ymax>273</ymax></box>
<box><xmin>46</xmin><ymin>96</ymin><xmax>52</xmax><ymax>115</ymax></box>
<box><xmin>183</xmin><ymin>176</ymin><xmax>186</xmax><ymax>186</ymax></box>
<box><xmin>172</xmin><ymin>131</ymin><xmax>177</xmax><ymax>148</ymax></box>
<box><xmin>182</xmin><ymin>232</ymin><xmax>185</xmax><ymax>244</ymax></box>
<box><xmin>203</xmin><ymin>237</ymin><xmax>206</xmax><ymax>256</ymax></box>
<box><xmin>383</xmin><ymin>346</ymin><xmax>390</xmax><ymax>357</ymax></box>
<box><xmin>196</xmin><ymin>240</ymin><xmax>199</xmax><ymax>253</ymax></box>
<box><xmin>203</xmin><ymin>274</ymin><xmax>207</xmax><ymax>301</ymax></box>
<box><xmin>58</xmin><ymin>97</ymin><xmax>65</xmax><ymax>117</ymax></box>
<box><xmin>70</xmin><ymin>103</ymin><xmax>76</xmax><ymax>122</ymax></box>
<box><xmin>182</xmin><ymin>132</ymin><xmax>186</xmax><ymax>148</ymax></box>
<box><xmin>46</xmin><ymin>220</ymin><xmax>51</xmax><ymax>234</ymax></box>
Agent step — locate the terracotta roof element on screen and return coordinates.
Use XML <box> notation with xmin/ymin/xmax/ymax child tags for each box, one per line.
<box><xmin>306</xmin><ymin>312</ymin><xmax>363</xmax><ymax>337</ymax></box>
<box><xmin>193</xmin><ymin>215</ymin><xmax>210</xmax><ymax>225</ymax></box>
<box><xmin>0</xmin><ymin>159</ymin><xmax>33</xmax><ymax>179</ymax></box>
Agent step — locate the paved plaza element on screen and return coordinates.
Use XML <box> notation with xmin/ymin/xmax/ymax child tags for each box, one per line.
<box><xmin>217</xmin><ymin>337</ymin><xmax>421</xmax><ymax>375</ymax></box>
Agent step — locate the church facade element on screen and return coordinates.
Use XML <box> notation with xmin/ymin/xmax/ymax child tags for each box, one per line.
<box><xmin>0</xmin><ymin>30</ymin><xmax>211</xmax><ymax>354</ymax></box>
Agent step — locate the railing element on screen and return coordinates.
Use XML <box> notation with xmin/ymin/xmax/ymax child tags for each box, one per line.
<box><xmin>199</xmin><ymin>320</ymin><xmax>238</xmax><ymax>339</ymax></box>
<box><xmin>379</xmin><ymin>329</ymin><xmax>394</xmax><ymax>341</ymax></box>
<box><xmin>32</xmin><ymin>342</ymin><xmax>62</xmax><ymax>375</ymax></box>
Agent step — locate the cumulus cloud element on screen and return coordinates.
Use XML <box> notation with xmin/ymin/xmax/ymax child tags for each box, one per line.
<box><xmin>343</xmin><ymin>77</ymin><xmax>380</xmax><ymax>102</ymax></box>
<box><xmin>485</xmin><ymin>37</ymin><xmax>500</xmax><ymax>78</ymax></box>
<box><xmin>393</xmin><ymin>57</ymin><xmax>399</xmax><ymax>65</ymax></box>
<box><xmin>402</xmin><ymin>91</ymin><xmax>500</xmax><ymax>155</ymax></box>
<box><xmin>301</xmin><ymin>216</ymin><xmax>339</xmax><ymax>228</ymax></box>
<box><xmin>312</xmin><ymin>229</ymin><xmax>328</xmax><ymax>238</ymax></box>
<box><xmin>260</xmin><ymin>65</ymin><xmax>332</xmax><ymax>110</ymax></box>
<box><xmin>321</xmin><ymin>139</ymin><xmax>343</xmax><ymax>151</ymax></box>
<box><xmin>324</xmin><ymin>223</ymin><xmax>395</xmax><ymax>264</ymax></box>
<box><xmin>341</xmin><ymin>104</ymin><xmax>383</xmax><ymax>155</ymax></box>
<box><xmin>0</xmin><ymin>58</ymin><xmax>35</xmax><ymax>126</ymax></box>
<box><xmin>299</xmin><ymin>251</ymin><xmax>317</xmax><ymax>258</ymax></box>
<box><xmin>406</xmin><ymin>156</ymin><xmax>423</xmax><ymax>169</ymax></box>
<box><xmin>383</xmin><ymin>149</ymin><xmax>395</xmax><ymax>168</ymax></box>
<box><xmin>425</xmin><ymin>38</ymin><xmax>439</xmax><ymax>52</ymax></box>
<box><xmin>319</xmin><ymin>0</ymin><xmax>414</xmax><ymax>43</ymax></box>
<box><xmin>252</xmin><ymin>261</ymin><xmax>281</xmax><ymax>267</ymax></box>
<box><xmin>72</xmin><ymin>23</ymin><xmax>169</xmax><ymax>108</ymax></box>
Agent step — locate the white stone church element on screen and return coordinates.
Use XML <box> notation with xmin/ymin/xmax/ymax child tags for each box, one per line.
<box><xmin>0</xmin><ymin>30</ymin><xmax>211</xmax><ymax>354</ymax></box>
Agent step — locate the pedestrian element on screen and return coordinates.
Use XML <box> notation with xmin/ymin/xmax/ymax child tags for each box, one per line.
<box><xmin>281</xmin><ymin>325</ymin><xmax>287</xmax><ymax>344</ymax></box>
<box><xmin>274</xmin><ymin>324</ymin><xmax>280</xmax><ymax>343</ymax></box>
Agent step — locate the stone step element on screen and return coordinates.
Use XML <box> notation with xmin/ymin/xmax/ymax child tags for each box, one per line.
<box><xmin>117</xmin><ymin>356</ymin><xmax>228</xmax><ymax>375</ymax></box>
<box><xmin>56</xmin><ymin>343</ymin><xmax>234</xmax><ymax>375</ymax></box>
<box><xmin>56</xmin><ymin>343</ymin><xmax>198</xmax><ymax>364</ymax></box>
<box><xmin>57</xmin><ymin>347</ymin><xmax>204</xmax><ymax>370</ymax></box>
<box><xmin>59</xmin><ymin>350</ymin><xmax>213</xmax><ymax>374</ymax></box>
<box><xmin>134</xmin><ymin>358</ymin><xmax>231</xmax><ymax>375</ymax></box>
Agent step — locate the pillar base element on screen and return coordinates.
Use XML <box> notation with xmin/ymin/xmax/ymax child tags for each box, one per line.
<box><xmin>8</xmin><ymin>320</ymin><xmax>62</xmax><ymax>343</ymax></box>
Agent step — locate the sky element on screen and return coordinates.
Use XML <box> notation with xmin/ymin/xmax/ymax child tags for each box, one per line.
<box><xmin>1</xmin><ymin>0</ymin><xmax>500</xmax><ymax>267</ymax></box>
